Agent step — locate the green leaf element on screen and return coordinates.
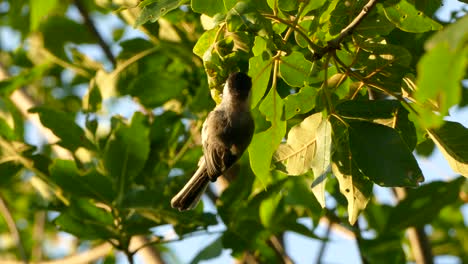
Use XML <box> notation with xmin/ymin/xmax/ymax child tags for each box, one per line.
<box><xmin>355</xmin><ymin>10</ymin><xmax>395</xmax><ymax>37</ymax></box>
<box><xmin>54</xmin><ymin>199</ymin><xmax>116</xmax><ymax>240</ymax></box>
<box><xmin>192</xmin><ymin>0</ymin><xmax>226</xmax><ymax>16</ymax></box>
<box><xmin>428</xmin><ymin>121</ymin><xmax>468</xmax><ymax>177</ymax></box>
<box><xmin>415</xmin><ymin>43</ymin><xmax>467</xmax><ymax>128</ymax></box>
<box><xmin>29</xmin><ymin>107</ymin><xmax>94</xmax><ymax>151</ymax></box>
<box><xmin>284</xmin><ymin>84</ymin><xmax>317</xmax><ymax>120</ymax></box>
<box><xmin>278</xmin><ymin>0</ymin><xmax>298</xmax><ymax>12</ymax></box>
<box><xmin>0</xmin><ymin>161</ymin><xmax>22</xmax><ymax>187</ymax></box>
<box><xmin>135</xmin><ymin>0</ymin><xmax>185</xmax><ymax>27</ymax></box>
<box><xmin>425</xmin><ymin>13</ymin><xmax>468</xmax><ymax>52</ymax></box>
<box><xmin>225</xmin><ymin>1</ymin><xmax>271</xmax><ymax>34</ymax></box>
<box><xmin>259</xmin><ymin>191</ymin><xmax>283</xmax><ymax>228</ymax></box>
<box><xmin>336</xmin><ymin>100</ymin><xmax>417</xmax><ymax>150</ymax></box>
<box><xmin>283</xmin><ymin>176</ymin><xmax>322</xmax><ymax>214</ymax></box>
<box><xmin>104</xmin><ymin>112</ymin><xmax>150</xmax><ymax>201</ymax></box>
<box><xmin>50</xmin><ymin>160</ymin><xmax>115</xmax><ymax>202</ymax></box>
<box><xmin>386</xmin><ymin>177</ymin><xmax>465</xmax><ymax>231</ymax></box>
<box><xmin>382</xmin><ymin>0</ymin><xmax>442</xmax><ymax>33</ymax></box>
<box><xmin>40</xmin><ymin>16</ymin><xmax>95</xmax><ymax>60</ymax></box>
<box><xmin>0</xmin><ymin>64</ymin><xmax>49</xmax><ymax>95</ymax></box>
<box><xmin>360</xmin><ymin>235</ymin><xmax>406</xmax><ymax>264</ymax></box>
<box><xmin>331</xmin><ymin>119</ymin><xmax>373</xmax><ymax>224</ymax></box>
<box><xmin>349</xmin><ymin>121</ymin><xmax>424</xmax><ymax>187</ymax></box>
<box><xmin>193</xmin><ymin>28</ymin><xmax>218</xmax><ymax>58</ymax></box>
<box><xmin>302</xmin><ymin>0</ymin><xmax>326</xmax><ymax>14</ymax></box>
<box><xmin>190</xmin><ymin>237</ymin><xmax>223</xmax><ymax>264</ymax></box>
<box><xmin>249</xmin><ymin>36</ymin><xmax>273</xmax><ymax>109</ymax></box>
<box><xmin>279</xmin><ymin>51</ymin><xmax>313</xmax><ymax>87</ymax></box>
<box><xmin>83</xmin><ymin>79</ymin><xmax>102</xmax><ymax>112</ymax></box>
<box><xmin>0</xmin><ymin>117</ymin><xmax>16</xmax><ymax>140</ymax></box>
<box><xmin>30</xmin><ymin>0</ymin><xmax>58</xmax><ymax>31</ymax></box>
<box><xmin>249</xmin><ymin>87</ymin><xmax>286</xmax><ymax>185</ymax></box>
<box><xmin>127</xmin><ymin>72</ymin><xmax>188</xmax><ymax>108</ymax></box>
<box><xmin>310</xmin><ymin>117</ymin><xmax>332</xmax><ymax>208</ymax></box>
<box><xmin>354</xmin><ymin>42</ymin><xmax>412</xmax><ymax>92</ymax></box>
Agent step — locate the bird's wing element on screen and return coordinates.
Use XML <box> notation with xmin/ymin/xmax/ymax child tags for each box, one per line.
<box><xmin>202</xmin><ymin>111</ymin><xmax>236</xmax><ymax>180</ymax></box>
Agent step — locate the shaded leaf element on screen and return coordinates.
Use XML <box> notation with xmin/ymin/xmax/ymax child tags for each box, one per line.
<box><xmin>382</xmin><ymin>0</ymin><xmax>442</xmax><ymax>33</ymax></box>
<box><xmin>50</xmin><ymin>160</ymin><xmax>115</xmax><ymax>202</ymax></box>
<box><xmin>386</xmin><ymin>177</ymin><xmax>465</xmax><ymax>231</ymax></box>
<box><xmin>135</xmin><ymin>0</ymin><xmax>185</xmax><ymax>27</ymax></box>
<box><xmin>104</xmin><ymin>113</ymin><xmax>150</xmax><ymax>200</ymax></box>
<box><xmin>349</xmin><ymin>121</ymin><xmax>423</xmax><ymax>187</ymax></box>
<box><xmin>190</xmin><ymin>237</ymin><xmax>223</xmax><ymax>264</ymax></box>
<box><xmin>331</xmin><ymin>119</ymin><xmax>373</xmax><ymax>224</ymax></box>
<box><xmin>54</xmin><ymin>199</ymin><xmax>116</xmax><ymax>240</ymax></box>
<box><xmin>29</xmin><ymin>107</ymin><xmax>94</xmax><ymax>151</ymax></box>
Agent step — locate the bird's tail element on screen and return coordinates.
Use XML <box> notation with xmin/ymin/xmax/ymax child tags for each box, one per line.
<box><xmin>171</xmin><ymin>159</ymin><xmax>210</xmax><ymax>211</ymax></box>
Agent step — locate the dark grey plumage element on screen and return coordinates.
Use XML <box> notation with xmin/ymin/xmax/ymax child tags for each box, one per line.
<box><xmin>171</xmin><ymin>72</ymin><xmax>254</xmax><ymax>211</ymax></box>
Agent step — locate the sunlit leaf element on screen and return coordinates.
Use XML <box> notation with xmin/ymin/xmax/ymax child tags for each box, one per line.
<box><xmin>428</xmin><ymin>121</ymin><xmax>468</xmax><ymax>177</ymax></box>
<box><xmin>279</xmin><ymin>51</ymin><xmax>313</xmax><ymax>87</ymax></box>
<box><xmin>249</xmin><ymin>87</ymin><xmax>286</xmax><ymax>185</ymax></box>
<box><xmin>310</xmin><ymin>117</ymin><xmax>332</xmax><ymax>207</ymax></box>
<box><xmin>135</xmin><ymin>0</ymin><xmax>185</xmax><ymax>27</ymax></box>
<box><xmin>273</xmin><ymin>113</ymin><xmax>320</xmax><ymax>176</ymax></box>
<box><xmin>29</xmin><ymin>107</ymin><xmax>94</xmax><ymax>151</ymax></box>
<box><xmin>382</xmin><ymin>0</ymin><xmax>442</xmax><ymax>33</ymax></box>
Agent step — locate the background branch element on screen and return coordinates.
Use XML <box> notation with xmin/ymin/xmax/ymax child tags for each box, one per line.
<box><xmin>73</xmin><ymin>0</ymin><xmax>116</xmax><ymax>67</ymax></box>
<box><xmin>0</xmin><ymin>193</ymin><xmax>29</xmax><ymax>263</ymax></box>
<box><xmin>394</xmin><ymin>188</ymin><xmax>434</xmax><ymax>264</ymax></box>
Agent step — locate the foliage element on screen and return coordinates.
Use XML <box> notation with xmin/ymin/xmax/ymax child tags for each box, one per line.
<box><xmin>0</xmin><ymin>0</ymin><xmax>467</xmax><ymax>263</ymax></box>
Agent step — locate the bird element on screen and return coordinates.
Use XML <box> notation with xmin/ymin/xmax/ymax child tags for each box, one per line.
<box><xmin>171</xmin><ymin>72</ymin><xmax>255</xmax><ymax>211</ymax></box>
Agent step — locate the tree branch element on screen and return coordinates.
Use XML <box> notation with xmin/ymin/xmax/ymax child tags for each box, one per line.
<box><xmin>1</xmin><ymin>244</ymin><xmax>112</xmax><ymax>264</ymax></box>
<box><xmin>73</xmin><ymin>0</ymin><xmax>116</xmax><ymax>67</ymax></box>
<box><xmin>317</xmin><ymin>0</ymin><xmax>379</xmax><ymax>59</ymax></box>
<box><xmin>0</xmin><ymin>193</ymin><xmax>29</xmax><ymax>263</ymax></box>
<box><xmin>394</xmin><ymin>188</ymin><xmax>434</xmax><ymax>264</ymax></box>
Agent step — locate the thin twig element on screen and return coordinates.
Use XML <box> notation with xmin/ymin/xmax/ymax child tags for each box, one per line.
<box><xmin>31</xmin><ymin>211</ymin><xmax>46</xmax><ymax>261</ymax></box>
<box><xmin>0</xmin><ymin>193</ymin><xmax>29</xmax><ymax>263</ymax></box>
<box><xmin>353</xmin><ymin>220</ymin><xmax>370</xmax><ymax>264</ymax></box>
<box><xmin>317</xmin><ymin>0</ymin><xmax>379</xmax><ymax>58</ymax></box>
<box><xmin>73</xmin><ymin>0</ymin><xmax>117</xmax><ymax>67</ymax></box>
<box><xmin>0</xmin><ymin>244</ymin><xmax>113</xmax><ymax>264</ymax></box>
<box><xmin>315</xmin><ymin>220</ymin><xmax>332</xmax><ymax>264</ymax></box>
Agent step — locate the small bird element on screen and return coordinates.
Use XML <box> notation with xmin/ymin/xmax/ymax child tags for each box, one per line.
<box><xmin>171</xmin><ymin>72</ymin><xmax>255</xmax><ymax>211</ymax></box>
